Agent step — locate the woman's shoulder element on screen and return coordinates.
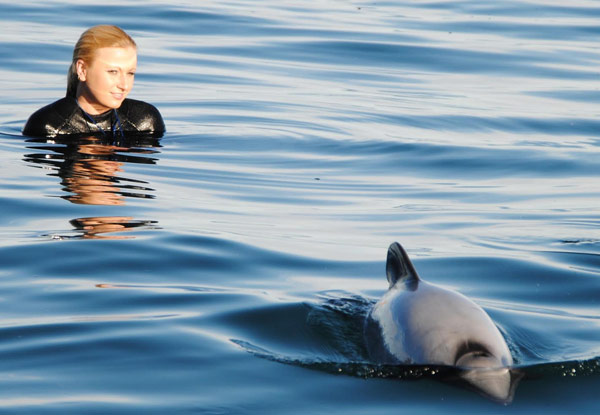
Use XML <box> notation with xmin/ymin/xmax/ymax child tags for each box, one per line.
<box><xmin>118</xmin><ymin>98</ymin><xmax>166</xmax><ymax>135</ymax></box>
<box><xmin>23</xmin><ymin>97</ymin><xmax>165</xmax><ymax>138</ymax></box>
<box><xmin>22</xmin><ymin>97</ymin><xmax>79</xmax><ymax>137</ymax></box>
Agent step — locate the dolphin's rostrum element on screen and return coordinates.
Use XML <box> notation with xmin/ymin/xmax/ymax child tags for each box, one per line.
<box><xmin>364</xmin><ymin>242</ymin><xmax>521</xmax><ymax>403</ymax></box>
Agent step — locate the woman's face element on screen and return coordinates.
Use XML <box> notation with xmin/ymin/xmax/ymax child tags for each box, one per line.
<box><xmin>76</xmin><ymin>46</ymin><xmax>137</xmax><ymax>115</ymax></box>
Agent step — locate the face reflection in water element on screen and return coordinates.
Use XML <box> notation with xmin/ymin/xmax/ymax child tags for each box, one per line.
<box><xmin>63</xmin><ymin>141</ymin><xmax>129</xmax><ymax>206</ymax></box>
<box><xmin>23</xmin><ymin>136</ymin><xmax>161</xmax><ymax>239</ymax></box>
<box><xmin>70</xmin><ymin>216</ymin><xmax>158</xmax><ymax>240</ymax></box>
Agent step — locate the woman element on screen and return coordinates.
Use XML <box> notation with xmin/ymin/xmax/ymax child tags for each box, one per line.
<box><xmin>23</xmin><ymin>25</ymin><xmax>165</xmax><ymax>138</ymax></box>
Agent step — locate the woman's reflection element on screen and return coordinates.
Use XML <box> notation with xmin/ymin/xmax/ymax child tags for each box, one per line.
<box><xmin>25</xmin><ymin>135</ymin><xmax>160</xmax><ymax>205</ymax></box>
<box><xmin>70</xmin><ymin>216</ymin><xmax>159</xmax><ymax>239</ymax></box>
<box><xmin>24</xmin><ymin>135</ymin><xmax>161</xmax><ymax>239</ymax></box>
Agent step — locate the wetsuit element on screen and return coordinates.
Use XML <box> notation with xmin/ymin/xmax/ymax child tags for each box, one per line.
<box><xmin>23</xmin><ymin>97</ymin><xmax>165</xmax><ymax>138</ymax></box>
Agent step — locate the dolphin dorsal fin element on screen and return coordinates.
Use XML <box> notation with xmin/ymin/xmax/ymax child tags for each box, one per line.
<box><xmin>386</xmin><ymin>242</ymin><xmax>420</xmax><ymax>288</ymax></box>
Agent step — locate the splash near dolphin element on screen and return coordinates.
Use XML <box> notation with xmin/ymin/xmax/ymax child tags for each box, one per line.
<box><xmin>364</xmin><ymin>242</ymin><xmax>521</xmax><ymax>403</ymax></box>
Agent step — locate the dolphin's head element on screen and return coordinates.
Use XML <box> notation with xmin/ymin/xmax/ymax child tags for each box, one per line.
<box><xmin>459</xmin><ymin>366</ymin><xmax>520</xmax><ymax>404</ymax></box>
<box><xmin>455</xmin><ymin>347</ymin><xmax>520</xmax><ymax>404</ymax></box>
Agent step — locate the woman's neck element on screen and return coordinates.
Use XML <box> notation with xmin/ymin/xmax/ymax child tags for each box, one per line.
<box><xmin>76</xmin><ymin>94</ymin><xmax>112</xmax><ymax>115</ymax></box>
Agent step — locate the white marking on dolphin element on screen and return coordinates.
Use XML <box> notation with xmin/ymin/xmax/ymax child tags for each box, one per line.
<box><xmin>364</xmin><ymin>242</ymin><xmax>520</xmax><ymax>403</ymax></box>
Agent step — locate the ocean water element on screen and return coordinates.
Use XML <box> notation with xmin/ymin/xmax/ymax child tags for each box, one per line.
<box><xmin>1</xmin><ymin>0</ymin><xmax>600</xmax><ymax>413</ymax></box>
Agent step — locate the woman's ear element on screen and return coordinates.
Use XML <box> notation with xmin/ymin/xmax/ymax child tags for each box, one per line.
<box><xmin>76</xmin><ymin>59</ymin><xmax>87</xmax><ymax>82</ymax></box>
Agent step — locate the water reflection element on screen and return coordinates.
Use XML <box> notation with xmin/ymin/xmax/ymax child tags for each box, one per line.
<box><xmin>24</xmin><ymin>135</ymin><xmax>161</xmax><ymax>205</ymax></box>
<box><xmin>24</xmin><ymin>135</ymin><xmax>161</xmax><ymax>239</ymax></box>
<box><xmin>69</xmin><ymin>216</ymin><xmax>159</xmax><ymax>240</ymax></box>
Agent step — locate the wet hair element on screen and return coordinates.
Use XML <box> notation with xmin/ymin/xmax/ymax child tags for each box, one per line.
<box><xmin>66</xmin><ymin>25</ymin><xmax>137</xmax><ymax>98</ymax></box>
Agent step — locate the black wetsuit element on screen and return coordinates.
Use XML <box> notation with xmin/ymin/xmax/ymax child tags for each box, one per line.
<box><xmin>23</xmin><ymin>97</ymin><xmax>165</xmax><ymax>138</ymax></box>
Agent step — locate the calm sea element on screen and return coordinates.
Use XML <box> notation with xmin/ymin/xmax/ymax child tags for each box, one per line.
<box><xmin>1</xmin><ymin>1</ymin><xmax>599</xmax><ymax>413</ymax></box>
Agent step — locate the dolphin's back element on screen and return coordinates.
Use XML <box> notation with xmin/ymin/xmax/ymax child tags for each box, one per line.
<box><xmin>364</xmin><ymin>242</ymin><xmax>518</xmax><ymax>403</ymax></box>
<box><xmin>366</xmin><ymin>242</ymin><xmax>513</xmax><ymax>367</ymax></box>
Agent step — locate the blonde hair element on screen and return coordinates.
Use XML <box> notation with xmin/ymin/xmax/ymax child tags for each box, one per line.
<box><xmin>66</xmin><ymin>25</ymin><xmax>137</xmax><ymax>98</ymax></box>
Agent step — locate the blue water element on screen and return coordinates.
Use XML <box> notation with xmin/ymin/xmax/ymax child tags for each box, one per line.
<box><xmin>1</xmin><ymin>0</ymin><xmax>600</xmax><ymax>413</ymax></box>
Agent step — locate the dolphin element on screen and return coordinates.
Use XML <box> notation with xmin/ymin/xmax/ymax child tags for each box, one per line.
<box><xmin>364</xmin><ymin>242</ymin><xmax>520</xmax><ymax>403</ymax></box>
